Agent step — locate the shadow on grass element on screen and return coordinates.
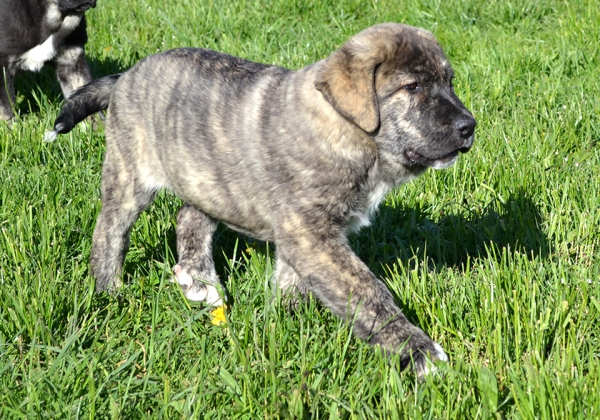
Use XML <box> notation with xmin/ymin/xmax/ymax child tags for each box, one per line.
<box><xmin>353</xmin><ymin>186</ymin><xmax>550</xmax><ymax>277</ymax></box>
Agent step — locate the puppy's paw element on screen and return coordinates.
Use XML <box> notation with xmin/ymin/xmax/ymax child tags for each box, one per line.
<box><xmin>402</xmin><ymin>340</ymin><xmax>449</xmax><ymax>377</ymax></box>
<box><xmin>418</xmin><ymin>342</ymin><xmax>449</xmax><ymax>376</ymax></box>
<box><xmin>20</xmin><ymin>37</ymin><xmax>57</xmax><ymax>72</ymax></box>
<box><xmin>172</xmin><ymin>264</ymin><xmax>223</xmax><ymax>306</ymax></box>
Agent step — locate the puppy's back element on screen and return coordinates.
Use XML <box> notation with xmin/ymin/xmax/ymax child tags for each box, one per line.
<box><xmin>104</xmin><ymin>49</ymin><xmax>292</xmax><ymax>238</ymax></box>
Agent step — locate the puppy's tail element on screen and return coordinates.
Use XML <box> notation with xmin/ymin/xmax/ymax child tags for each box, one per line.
<box><xmin>43</xmin><ymin>74</ymin><xmax>121</xmax><ymax>142</ymax></box>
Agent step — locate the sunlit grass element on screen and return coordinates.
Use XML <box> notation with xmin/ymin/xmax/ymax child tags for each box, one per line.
<box><xmin>0</xmin><ymin>0</ymin><xmax>599</xmax><ymax>417</ymax></box>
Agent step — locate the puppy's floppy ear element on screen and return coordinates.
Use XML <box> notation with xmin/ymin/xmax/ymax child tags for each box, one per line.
<box><xmin>315</xmin><ymin>28</ymin><xmax>390</xmax><ymax>133</ymax></box>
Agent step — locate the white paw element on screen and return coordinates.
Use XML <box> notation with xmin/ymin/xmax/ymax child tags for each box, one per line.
<box><xmin>172</xmin><ymin>265</ymin><xmax>223</xmax><ymax>306</ymax></box>
<box><xmin>20</xmin><ymin>35</ymin><xmax>57</xmax><ymax>72</ymax></box>
<box><xmin>420</xmin><ymin>342</ymin><xmax>449</xmax><ymax>376</ymax></box>
<box><xmin>186</xmin><ymin>283</ymin><xmax>223</xmax><ymax>306</ymax></box>
<box><xmin>173</xmin><ymin>265</ymin><xmax>193</xmax><ymax>286</ymax></box>
<box><xmin>433</xmin><ymin>342</ymin><xmax>449</xmax><ymax>362</ymax></box>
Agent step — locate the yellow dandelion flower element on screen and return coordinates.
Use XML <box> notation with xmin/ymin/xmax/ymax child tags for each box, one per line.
<box><xmin>210</xmin><ymin>305</ymin><xmax>227</xmax><ymax>326</ymax></box>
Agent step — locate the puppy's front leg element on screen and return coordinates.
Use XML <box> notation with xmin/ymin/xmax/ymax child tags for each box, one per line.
<box><xmin>276</xmin><ymin>218</ymin><xmax>447</xmax><ymax>375</ymax></box>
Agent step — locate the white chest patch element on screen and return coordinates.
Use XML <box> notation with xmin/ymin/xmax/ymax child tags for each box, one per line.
<box><xmin>20</xmin><ymin>35</ymin><xmax>57</xmax><ymax>72</ymax></box>
<box><xmin>347</xmin><ymin>181</ymin><xmax>392</xmax><ymax>233</ymax></box>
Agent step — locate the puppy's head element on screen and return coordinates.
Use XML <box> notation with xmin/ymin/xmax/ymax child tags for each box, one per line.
<box><xmin>57</xmin><ymin>0</ymin><xmax>97</xmax><ymax>13</ymax></box>
<box><xmin>315</xmin><ymin>23</ymin><xmax>476</xmax><ymax>177</ymax></box>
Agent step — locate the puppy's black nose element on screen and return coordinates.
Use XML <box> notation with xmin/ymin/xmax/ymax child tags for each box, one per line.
<box><xmin>454</xmin><ymin>118</ymin><xmax>476</xmax><ymax>139</ymax></box>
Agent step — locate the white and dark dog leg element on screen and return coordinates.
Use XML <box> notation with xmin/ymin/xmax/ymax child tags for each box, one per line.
<box><xmin>174</xmin><ymin>204</ymin><xmax>224</xmax><ymax>306</ymax></box>
<box><xmin>0</xmin><ymin>68</ymin><xmax>16</xmax><ymax>120</ymax></box>
<box><xmin>53</xmin><ymin>45</ymin><xmax>92</xmax><ymax>99</ymax></box>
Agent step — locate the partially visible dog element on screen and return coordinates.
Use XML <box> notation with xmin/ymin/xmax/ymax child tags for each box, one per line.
<box><xmin>0</xmin><ymin>0</ymin><xmax>96</xmax><ymax>121</ymax></box>
<box><xmin>47</xmin><ymin>23</ymin><xmax>476</xmax><ymax>375</ymax></box>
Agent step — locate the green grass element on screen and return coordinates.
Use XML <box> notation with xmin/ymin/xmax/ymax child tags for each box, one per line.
<box><xmin>1</xmin><ymin>0</ymin><xmax>599</xmax><ymax>417</ymax></box>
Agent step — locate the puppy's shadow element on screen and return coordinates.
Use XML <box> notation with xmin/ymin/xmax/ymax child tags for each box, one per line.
<box><xmin>11</xmin><ymin>56</ymin><xmax>124</xmax><ymax>117</ymax></box>
<box><xmin>352</xmin><ymin>186</ymin><xmax>550</xmax><ymax>276</ymax></box>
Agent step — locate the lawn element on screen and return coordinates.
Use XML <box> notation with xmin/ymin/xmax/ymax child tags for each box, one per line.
<box><xmin>0</xmin><ymin>0</ymin><xmax>599</xmax><ymax>418</ymax></box>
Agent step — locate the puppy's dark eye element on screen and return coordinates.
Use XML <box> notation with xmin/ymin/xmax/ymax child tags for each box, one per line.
<box><xmin>404</xmin><ymin>82</ymin><xmax>419</xmax><ymax>91</ymax></box>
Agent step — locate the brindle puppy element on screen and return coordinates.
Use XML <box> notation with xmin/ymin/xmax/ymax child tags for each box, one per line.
<box><xmin>47</xmin><ymin>23</ymin><xmax>476</xmax><ymax>375</ymax></box>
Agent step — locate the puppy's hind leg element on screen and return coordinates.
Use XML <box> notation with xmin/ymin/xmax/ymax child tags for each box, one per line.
<box><xmin>173</xmin><ymin>204</ymin><xmax>224</xmax><ymax>306</ymax></box>
<box><xmin>91</xmin><ymin>157</ymin><xmax>156</xmax><ymax>292</ymax></box>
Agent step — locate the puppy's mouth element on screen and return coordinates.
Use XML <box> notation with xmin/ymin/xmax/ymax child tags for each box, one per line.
<box><xmin>405</xmin><ymin>146</ymin><xmax>470</xmax><ymax>170</ymax></box>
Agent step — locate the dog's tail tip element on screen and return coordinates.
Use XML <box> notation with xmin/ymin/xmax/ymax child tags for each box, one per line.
<box><xmin>43</xmin><ymin>130</ymin><xmax>58</xmax><ymax>143</ymax></box>
<box><xmin>43</xmin><ymin>122</ymin><xmax>68</xmax><ymax>142</ymax></box>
